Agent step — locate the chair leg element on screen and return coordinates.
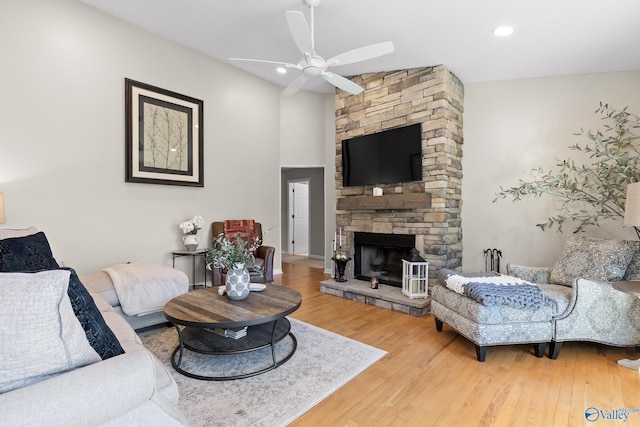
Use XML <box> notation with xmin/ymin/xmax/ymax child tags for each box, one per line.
<box><xmin>549</xmin><ymin>340</ymin><xmax>562</xmax><ymax>359</ymax></box>
<box><xmin>434</xmin><ymin>318</ymin><xmax>443</xmax><ymax>332</ymax></box>
<box><xmin>475</xmin><ymin>345</ymin><xmax>487</xmax><ymax>362</ymax></box>
<box><xmin>533</xmin><ymin>343</ymin><xmax>546</xmax><ymax>358</ymax></box>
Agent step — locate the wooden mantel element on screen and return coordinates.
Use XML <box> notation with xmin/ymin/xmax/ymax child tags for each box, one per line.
<box><xmin>336</xmin><ymin>192</ymin><xmax>432</xmax><ymax>211</ymax></box>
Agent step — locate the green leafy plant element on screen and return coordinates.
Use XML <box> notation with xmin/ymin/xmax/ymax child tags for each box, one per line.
<box><xmin>494</xmin><ymin>103</ymin><xmax>640</xmax><ymax>237</ymax></box>
<box><xmin>206</xmin><ymin>233</ymin><xmax>260</xmax><ymax>271</ymax></box>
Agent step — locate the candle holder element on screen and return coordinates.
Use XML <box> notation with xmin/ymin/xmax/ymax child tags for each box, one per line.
<box><xmin>331</xmin><ymin>255</ymin><xmax>351</xmax><ymax>282</ymax></box>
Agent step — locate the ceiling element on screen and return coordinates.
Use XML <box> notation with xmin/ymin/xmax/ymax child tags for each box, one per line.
<box><xmin>77</xmin><ymin>0</ymin><xmax>640</xmax><ymax>94</ymax></box>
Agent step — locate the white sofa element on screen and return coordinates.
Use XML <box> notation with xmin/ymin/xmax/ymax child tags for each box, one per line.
<box><xmin>0</xmin><ymin>282</ymin><xmax>189</xmax><ymax>426</ymax></box>
<box><xmin>0</xmin><ymin>228</ymin><xmax>189</xmax><ymax>426</ymax></box>
<box><xmin>80</xmin><ymin>268</ymin><xmax>186</xmax><ymax>331</ymax></box>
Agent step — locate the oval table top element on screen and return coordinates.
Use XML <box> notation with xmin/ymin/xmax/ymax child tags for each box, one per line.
<box><xmin>164</xmin><ymin>284</ymin><xmax>302</xmax><ymax>329</ymax></box>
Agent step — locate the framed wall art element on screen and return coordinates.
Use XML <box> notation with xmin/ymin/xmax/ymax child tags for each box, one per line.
<box><xmin>125</xmin><ymin>78</ymin><xmax>204</xmax><ymax>187</ymax></box>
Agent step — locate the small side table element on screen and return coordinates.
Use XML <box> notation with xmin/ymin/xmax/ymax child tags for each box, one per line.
<box><xmin>172</xmin><ymin>249</ymin><xmax>208</xmax><ymax>289</ymax></box>
<box><xmin>612</xmin><ymin>280</ymin><xmax>640</xmax><ymax>370</ymax></box>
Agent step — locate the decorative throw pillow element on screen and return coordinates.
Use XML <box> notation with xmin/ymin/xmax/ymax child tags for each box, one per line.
<box><xmin>61</xmin><ymin>268</ymin><xmax>125</xmax><ymax>360</ymax></box>
<box><xmin>0</xmin><ymin>270</ymin><xmax>101</xmax><ymax>393</ymax></box>
<box><xmin>550</xmin><ymin>235</ymin><xmax>636</xmax><ymax>286</ymax></box>
<box><xmin>0</xmin><ymin>231</ymin><xmax>59</xmax><ymax>272</ymax></box>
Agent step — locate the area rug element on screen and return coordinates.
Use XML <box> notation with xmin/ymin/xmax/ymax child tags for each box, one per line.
<box><xmin>139</xmin><ymin>318</ymin><xmax>386</xmax><ymax>427</ymax></box>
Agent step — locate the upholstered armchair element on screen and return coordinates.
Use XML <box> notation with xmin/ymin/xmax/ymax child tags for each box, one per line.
<box><xmin>210</xmin><ymin>221</ymin><xmax>274</xmax><ymax>285</ymax></box>
<box><xmin>433</xmin><ymin>235</ymin><xmax>640</xmax><ymax>361</ymax></box>
<box><xmin>507</xmin><ymin>235</ymin><xmax>640</xmax><ymax>359</ymax></box>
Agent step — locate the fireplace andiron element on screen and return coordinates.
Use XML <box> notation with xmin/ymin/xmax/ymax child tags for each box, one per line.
<box><xmin>483</xmin><ymin>248</ymin><xmax>502</xmax><ymax>273</ymax></box>
<box><xmin>332</xmin><ymin>256</ymin><xmax>351</xmax><ymax>282</ymax></box>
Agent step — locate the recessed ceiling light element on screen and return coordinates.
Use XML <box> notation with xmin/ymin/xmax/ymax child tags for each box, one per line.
<box><xmin>493</xmin><ymin>25</ymin><xmax>514</xmax><ymax>37</ymax></box>
<box><xmin>277</xmin><ymin>66</ymin><xmax>287</xmax><ymax>74</ymax></box>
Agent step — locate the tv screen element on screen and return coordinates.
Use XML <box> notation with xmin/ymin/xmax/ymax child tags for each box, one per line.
<box><xmin>342</xmin><ymin>123</ymin><xmax>422</xmax><ymax>187</ymax></box>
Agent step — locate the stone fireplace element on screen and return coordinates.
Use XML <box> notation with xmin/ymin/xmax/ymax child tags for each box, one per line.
<box><xmin>334</xmin><ymin>65</ymin><xmax>464</xmax><ymax>286</ymax></box>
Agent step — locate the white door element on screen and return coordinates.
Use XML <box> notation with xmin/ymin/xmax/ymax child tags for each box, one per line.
<box><xmin>289</xmin><ymin>180</ymin><xmax>309</xmax><ymax>254</ymax></box>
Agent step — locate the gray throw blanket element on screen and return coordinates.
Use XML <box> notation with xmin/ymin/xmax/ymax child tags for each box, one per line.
<box><xmin>440</xmin><ymin>268</ymin><xmax>545</xmax><ymax>310</ymax></box>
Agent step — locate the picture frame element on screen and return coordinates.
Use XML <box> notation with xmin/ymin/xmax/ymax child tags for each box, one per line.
<box><xmin>125</xmin><ymin>78</ymin><xmax>204</xmax><ymax>187</ymax></box>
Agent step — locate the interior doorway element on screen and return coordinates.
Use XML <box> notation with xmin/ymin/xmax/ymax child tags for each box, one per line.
<box><xmin>280</xmin><ymin>167</ymin><xmax>325</xmax><ymax>263</ymax></box>
<box><xmin>288</xmin><ymin>180</ymin><xmax>309</xmax><ymax>255</ymax></box>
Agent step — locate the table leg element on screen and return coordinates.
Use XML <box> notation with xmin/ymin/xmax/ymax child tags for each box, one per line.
<box><xmin>172</xmin><ymin>324</ymin><xmax>184</xmax><ymax>368</ymax></box>
<box><xmin>192</xmin><ymin>253</ymin><xmax>197</xmax><ymax>288</ymax></box>
<box><xmin>203</xmin><ymin>254</ymin><xmax>208</xmax><ymax>287</ymax></box>
<box><xmin>270</xmin><ymin>320</ymin><xmax>278</xmax><ymax>366</ymax></box>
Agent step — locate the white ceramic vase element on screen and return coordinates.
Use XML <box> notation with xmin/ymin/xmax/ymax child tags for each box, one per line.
<box><xmin>182</xmin><ymin>234</ymin><xmax>199</xmax><ymax>251</ymax></box>
<box><xmin>225</xmin><ymin>263</ymin><xmax>250</xmax><ymax>300</ymax></box>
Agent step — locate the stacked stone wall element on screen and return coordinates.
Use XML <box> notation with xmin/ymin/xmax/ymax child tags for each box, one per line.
<box><xmin>334</xmin><ymin>65</ymin><xmax>464</xmax><ymax>280</ymax></box>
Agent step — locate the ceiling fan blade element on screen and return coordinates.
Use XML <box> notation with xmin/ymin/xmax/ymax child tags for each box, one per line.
<box><xmin>322</xmin><ymin>72</ymin><xmax>364</xmax><ymax>95</ymax></box>
<box><xmin>286</xmin><ymin>10</ymin><xmax>314</xmax><ymax>55</ymax></box>
<box><xmin>229</xmin><ymin>57</ymin><xmax>299</xmax><ymax>69</ymax></box>
<box><xmin>282</xmin><ymin>75</ymin><xmax>309</xmax><ymax>97</ymax></box>
<box><xmin>326</xmin><ymin>41</ymin><xmax>394</xmax><ymax>67</ymax></box>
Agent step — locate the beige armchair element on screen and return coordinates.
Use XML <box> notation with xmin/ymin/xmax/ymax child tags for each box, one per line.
<box><xmin>433</xmin><ymin>235</ymin><xmax>640</xmax><ymax>361</ymax></box>
<box><xmin>507</xmin><ymin>235</ymin><xmax>640</xmax><ymax>359</ymax></box>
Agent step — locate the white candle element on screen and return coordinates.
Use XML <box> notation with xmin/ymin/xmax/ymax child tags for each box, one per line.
<box><xmin>373</xmin><ymin>187</ymin><xmax>383</xmax><ymax>196</ymax></box>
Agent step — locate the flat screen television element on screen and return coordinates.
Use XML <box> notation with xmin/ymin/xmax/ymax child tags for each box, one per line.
<box><xmin>342</xmin><ymin>123</ymin><xmax>422</xmax><ymax>187</ymax></box>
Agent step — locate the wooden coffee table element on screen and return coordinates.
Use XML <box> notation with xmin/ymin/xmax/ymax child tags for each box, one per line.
<box><xmin>164</xmin><ymin>285</ymin><xmax>302</xmax><ymax>380</ymax></box>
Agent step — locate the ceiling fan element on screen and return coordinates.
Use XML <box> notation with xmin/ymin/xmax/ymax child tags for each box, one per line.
<box><xmin>229</xmin><ymin>0</ymin><xmax>394</xmax><ymax>96</ymax></box>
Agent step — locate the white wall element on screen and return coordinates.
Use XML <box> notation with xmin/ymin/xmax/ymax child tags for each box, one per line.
<box><xmin>8</xmin><ymin>1</ymin><xmax>636</xmax><ymax>280</ymax></box>
<box><xmin>324</xmin><ymin>95</ymin><xmax>337</xmax><ymax>274</ymax></box>
<box><xmin>0</xmin><ymin>0</ymin><xmax>290</xmax><ymax>276</ymax></box>
<box><xmin>279</xmin><ymin>91</ymin><xmax>328</xmax><ymax>166</ymax></box>
<box><xmin>279</xmin><ymin>90</ymin><xmax>336</xmax><ymax>271</ymax></box>
<box><xmin>462</xmin><ymin>71</ymin><xmax>640</xmax><ymax>272</ymax></box>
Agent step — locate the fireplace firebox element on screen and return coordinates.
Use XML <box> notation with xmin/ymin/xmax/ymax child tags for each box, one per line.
<box><xmin>354</xmin><ymin>232</ymin><xmax>415</xmax><ymax>287</ymax></box>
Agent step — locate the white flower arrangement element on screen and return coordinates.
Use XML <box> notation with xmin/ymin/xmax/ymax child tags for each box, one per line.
<box><xmin>179</xmin><ymin>215</ymin><xmax>204</xmax><ymax>235</ymax></box>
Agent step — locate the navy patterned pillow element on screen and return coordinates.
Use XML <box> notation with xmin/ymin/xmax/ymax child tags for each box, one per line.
<box><xmin>0</xmin><ymin>232</ymin><xmax>59</xmax><ymax>272</ymax></box>
<box><xmin>61</xmin><ymin>268</ymin><xmax>125</xmax><ymax>360</ymax></box>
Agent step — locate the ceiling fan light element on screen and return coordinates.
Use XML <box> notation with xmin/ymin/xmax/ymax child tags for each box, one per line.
<box><xmin>231</xmin><ymin>0</ymin><xmax>393</xmax><ymax>95</ymax></box>
<box><xmin>492</xmin><ymin>25</ymin><xmax>514</xmax><ymax>37</ymax></box>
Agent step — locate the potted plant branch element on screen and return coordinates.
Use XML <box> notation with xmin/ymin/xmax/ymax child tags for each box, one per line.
<box><xmin>206</xmin><ymin>232</ymin><xmax>263</xmax><ymax>300</ymax></box>
<box><xmin>494</xmin><ymin>103</ymin><xmax>640</xmax><ymax>238</ymax></box>
<box><xmin>206</xmin><ymin>233</ymin><xmax>259</xmax><ymax>271</ymax></box>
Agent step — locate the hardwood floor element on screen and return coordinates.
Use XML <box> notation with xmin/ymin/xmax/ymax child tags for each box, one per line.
<box><xmin>276</xmin><ymin>262</ymin><xmax>640</xmax><ymax>426</ymax></box>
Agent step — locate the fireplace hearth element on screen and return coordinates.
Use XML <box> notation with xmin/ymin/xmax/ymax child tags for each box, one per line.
<box><xmin>354</xmin><ymin>232</ymin><xmax>415</xmax><ymax>287</ymax></box>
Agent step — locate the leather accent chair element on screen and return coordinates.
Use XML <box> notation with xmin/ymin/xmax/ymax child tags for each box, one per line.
<box><xmin>210</xmin><ymin>221</ymin><xmax>275</xmax><ymax>285</ymax></box>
